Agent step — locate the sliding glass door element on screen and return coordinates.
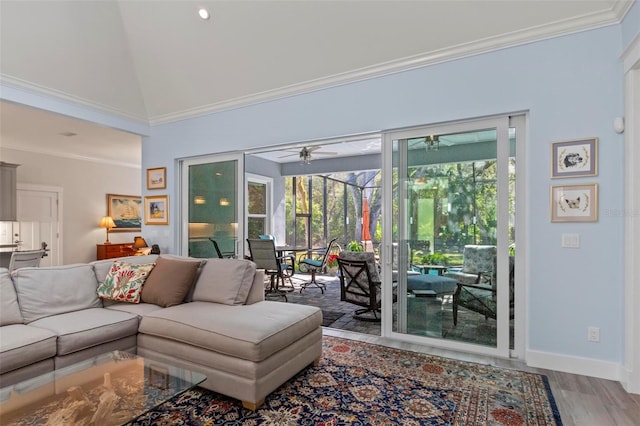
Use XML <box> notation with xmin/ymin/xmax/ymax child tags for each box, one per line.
<box><xmin>180</xmin><ymin>153</ymin><xmax>244</xmax><ymax>259</ymax></box>
<box><xmin>382</xmin><ymin>116</ymin><xmax>522</xmax><ymax>357</ymax></box>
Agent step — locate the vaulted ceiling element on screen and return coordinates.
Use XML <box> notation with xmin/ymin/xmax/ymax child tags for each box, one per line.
<box><xmin>0</xmin><ymin>0</ymin><xmax>634</xmax><ymax>164</ymax></box>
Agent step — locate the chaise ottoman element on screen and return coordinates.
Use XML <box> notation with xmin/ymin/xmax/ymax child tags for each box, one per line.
<box><xmin>137</xmin><ymin>300</ymin><xmax>322</xmax><ymax>409</ymax></box>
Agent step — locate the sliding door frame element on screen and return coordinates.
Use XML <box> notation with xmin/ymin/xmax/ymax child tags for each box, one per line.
<box><xmin>179</xmin><ymin>152</ymin><xmax>245</xmax><ymax>258</ymax></box>
<box><xmin>381</xmin><ymin>114</ymin><xmax>526</xmax><ymax>359</ymax></box>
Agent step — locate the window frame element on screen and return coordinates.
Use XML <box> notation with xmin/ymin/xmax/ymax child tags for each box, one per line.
<box><xmin>246</xmin><ymin>173</ymin><xmax>273</xmax><ymax>238</ymax></box>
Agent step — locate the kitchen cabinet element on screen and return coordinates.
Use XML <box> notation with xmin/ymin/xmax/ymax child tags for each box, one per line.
<box><xmin>0</xmin><ymin>162</ymin><xmax>19</xmax><ymax>221</ymax></box>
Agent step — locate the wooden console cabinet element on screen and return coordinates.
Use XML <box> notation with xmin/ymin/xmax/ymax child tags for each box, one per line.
<box><xmin>96</xmin><ymin>243</ymin><xmax>136</xmax><ymax>260</ymax></box>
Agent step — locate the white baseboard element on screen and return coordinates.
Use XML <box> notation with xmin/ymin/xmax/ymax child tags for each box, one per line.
<box><xmin>527</xmin><ymin>349</ymin><xmax>622</xmax><ymax>381</ymax></box>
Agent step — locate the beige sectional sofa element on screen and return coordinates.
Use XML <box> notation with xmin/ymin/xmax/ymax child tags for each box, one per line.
<box><xmin>0</xmin><ymin>254</ymin><xmax>323</xmax><ymax>410</ymax></box>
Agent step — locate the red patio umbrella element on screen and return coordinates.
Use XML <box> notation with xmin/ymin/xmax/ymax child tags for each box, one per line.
<box><xmin>362</xmin><ymin>198</ymin><xmax>371</xmax><ymax>242</ymax></box>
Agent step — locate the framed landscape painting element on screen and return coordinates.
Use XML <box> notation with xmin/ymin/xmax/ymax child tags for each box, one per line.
<box><xmin>145</xmin><ymin>195</ymin><xmax>169</xmax><ymax>225</ymax></box>
<box><xmin>551</xmin><ymin>137</ymin><xmax>598</xmax><ymax>178</ymax></box>
<box><xmin>146</xmin><ymin>167</ymin><xmax>166</xmax><ymax>190</ymax></box>
<box><xmin>107</xmin><ymin>194</ymin><xmax>142</xmax><ymax>232</ymax></box>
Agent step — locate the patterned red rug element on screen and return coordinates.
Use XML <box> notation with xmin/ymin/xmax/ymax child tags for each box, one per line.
<box><xmin>132</xmin><ymin>336</ymin><xmax>562</xmax><ymax>425</ymax></box>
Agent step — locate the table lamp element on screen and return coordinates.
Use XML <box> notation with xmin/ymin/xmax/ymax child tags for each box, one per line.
<box><xmin>99</xmin><ymin>216</ymin><xmax>116</xmax><ymax>244</ymax></box>
<box><xmin>133</xmin><ymin>236</ymin><xmax>149</xmax><ymax>255</ymax></box>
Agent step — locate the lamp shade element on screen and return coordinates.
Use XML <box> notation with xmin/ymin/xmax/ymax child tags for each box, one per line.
<box><xmin>133</xmin><ymin>236</ymin><xmax>148</xmax><ymax>249</ymax></box>
<box><xmin>99</xmin><ymin>216</ymin><xmax>116</xmax><ymax>228</ymax></box>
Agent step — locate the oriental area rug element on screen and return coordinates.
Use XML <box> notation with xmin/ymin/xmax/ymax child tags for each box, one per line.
<box><xmin>132</xmin><ymin>336</ymin><xmax>562</xmax><ymax>425</ymax></box>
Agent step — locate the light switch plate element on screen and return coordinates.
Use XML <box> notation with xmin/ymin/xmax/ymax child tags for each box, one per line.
<box><xmin>561</xmin><ymin>233</ymin><xmax>580</xmax><ymax>248</ymax></box>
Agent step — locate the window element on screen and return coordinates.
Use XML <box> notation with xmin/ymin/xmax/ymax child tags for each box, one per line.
<box><xmin>246</xmin><ymin>175</ymin><xmax>272</xmax><ymax>239</ymax></box>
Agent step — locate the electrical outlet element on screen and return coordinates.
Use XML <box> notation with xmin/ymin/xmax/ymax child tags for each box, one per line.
<box><xmin>588</xmin><ymin>327</ymin><xmax>600</xmax><ymax>342</ymax></box>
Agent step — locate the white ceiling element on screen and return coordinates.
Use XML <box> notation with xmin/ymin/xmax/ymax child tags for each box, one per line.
<box><xmin>0</xmin><ymin>0</ymin><xmax>634</xmax><ymax>164</ymax></box>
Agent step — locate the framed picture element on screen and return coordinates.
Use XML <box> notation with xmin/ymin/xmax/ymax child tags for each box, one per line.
<box><xmin>551</xmin><ymin>137</ymin><xmax>598</xmax><ymax>178</ymax></box>
<box><xmin>550</xmin><ymin>183</ymin><xmax>598</xmax><ymax>222</ymax></box>
<box><xmin>107</xmin><ymin>194</ymin><xmax>142</xmax><ymax>232</ymax></box>
<box><xmin>146</xmin><ymin>167</ymin><xmax>166</xmax><ymax>190</ymax></box>
<box><xmin>145</xmin><ymin>195</ymin><xmax>169</xmax><ymax>225</ymax></box>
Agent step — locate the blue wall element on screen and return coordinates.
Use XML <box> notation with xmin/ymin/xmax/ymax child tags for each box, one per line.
<box><xmin>2</xmin><ymin>16</ymin><xmax>636</xmax><ymax>371</ymax></box>
<box><xmin>141</xmin><ymin>25</ymin><xmax>626</xmax><ymax>365</ymax></box>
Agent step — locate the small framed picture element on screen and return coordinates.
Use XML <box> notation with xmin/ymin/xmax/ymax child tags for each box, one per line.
<box><xmin>144</xmin><ymin>195</ymin><xmax>169</xmax><ymax>225</ymax></box>
<box><xmin>551</xmin><ymin>138</ymin><xmax>598</xmax><ymax>178</ymax></box>
<box><xmin>146</xmin><ymin>167</ymin><xmax>166</xmax><ymax>190</ymax></box>
<box><xmin>551</xmin><ymin>183</ymin><xmax>598</xmax><ymax>222</ymax></box>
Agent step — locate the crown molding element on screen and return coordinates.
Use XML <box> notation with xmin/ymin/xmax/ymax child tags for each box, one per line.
<box><xmin>149</xmin><ymin>5</ymin><xmax>627</xmax><ymax>125</ymax></box>
<box><xmin>612</xmin><ymin>0</ymin><xmax>637</xmax><ymax>20</ymax></box>
<box><xmin>0</xmin><ymin>74</ymin><xmax>149</xmax><ymax>124</ymax></box>
<box><xmin>1</xmin><ymin>143</ymin><xmax>141</xmax><ymax>169</ymax></box>
<box><xmin>1</xmin><ymin>3</ymin><xmax>631</xmax><ymax>127</ymax></box>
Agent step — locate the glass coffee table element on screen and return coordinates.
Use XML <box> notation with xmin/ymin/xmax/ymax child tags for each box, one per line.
<box><xmin>0</xmin><ymin>351</ymin><xmax>206</xmax><ymax>425</ymax></box>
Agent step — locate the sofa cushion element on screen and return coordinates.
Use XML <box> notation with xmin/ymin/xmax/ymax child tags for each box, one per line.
<box><xmin>141</xmin><ymin>255</ymin><xmax>203</xmax><ymax>307</ymax></box>
<box><xmin>192</xmin><ymin>259</ymin><xmax>257</xmax><ymax>305</ymax></box>
<box><xmin>0</xmin><ymin>268</ymin><xmax>23</xmax><ymax>326</ymax></box>
<box><xmin>0</xmin><ymin>324</ymin><xmax>57</xmax><ymax>374</ymax></box>
<box><xmin>138</xmin><ymin>301</ymin><xmax>321</xmax><ymax>362</ymax></box>
<box><xmin>28</xmin><ymin>308</ymin><xmax>139</xmax><ymax>356</ymax></box>
<box><xmin>91</xmin><ymin>255</ymin><xmax>159</xmax><ymax>286</ymax></box>
<box><xmin>104</xmin><ymin>302</ymin><xmax>164</xmax><ymax>319</ymax></box>
<box><xmin>12</xmin><ymin>264</ymin><xmax>101</xmax><ymax>323</ymax></box>
<box><xmin>97</xmin><ymin>261</ymin><xmax>156</xmax><ymax>303</ymax></box>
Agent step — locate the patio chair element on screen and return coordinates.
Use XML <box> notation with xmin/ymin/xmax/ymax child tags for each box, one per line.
<box><xmin>258</xmin><ymin>234</ymin><xmax>295</xmax><ymax>288</ymax></box>
<box><xmin>444</xmin><ymin>245</ymin><xmax>514</xmax><ymax>325</ymax></box>
<box><xmin>246</xmin><ymin>238</ymin><xmax>290</xmax><ymax>301</ymax></box>
<box><xmin>337</xmin><ymin>251</ymin><xmax>382</xmax><ymax>321</ymax></box>
<box><xmin>8</xmin><ymin>249</ymin><xmax>46</xmax><ymax>272</ymax></box>
<box><xmin>298</xmin><ymin>238</ymin><xmax>339</xmax><ymax>294</ymax></box>
<box><xmin>209</xmin><ymin>238</ymin><xmax>225</xmax><ymax>258</ymax></box>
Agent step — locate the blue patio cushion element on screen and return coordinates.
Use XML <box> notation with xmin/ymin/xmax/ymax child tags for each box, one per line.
<box><xmin>407</xmin><ymin>274</ymin><xmax>457</xmax><ymax>293</ymax></box>
<box><xmin>301</xmin><ymin>259</ymin><xmax>323</xmax><ymax>268</ymax></box>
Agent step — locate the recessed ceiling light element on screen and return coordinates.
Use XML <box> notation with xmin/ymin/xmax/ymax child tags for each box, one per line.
<box><xmin>198</xmin><ymin>8</ymin><xmax>210</xmax><ymax>20</ymax></box>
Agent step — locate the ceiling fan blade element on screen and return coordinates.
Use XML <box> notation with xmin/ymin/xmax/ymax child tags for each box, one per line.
<box><xmin>278</xmin><ymin>152</ymin><xmax>299</xmax><ymax>158</ymax></box>
<box><xmin>313</xmin><ymin>151</ymin><xmax>338</xmax><ymax>156</ymax></box>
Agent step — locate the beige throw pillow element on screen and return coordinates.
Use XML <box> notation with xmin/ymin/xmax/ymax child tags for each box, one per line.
<box><xmin>191</xmin><ymin>258</ymin><xmax>256</xmax><ymax>305</ymax></box>
<box><xmin>141</xmin><ymin>256</ymin><xmax>202</xmax><ymax>307</ymax></box>
<box><xmin>0</xmin><ymin>268</ymin><xmax>23</xmax><ymax>325</ymax></box>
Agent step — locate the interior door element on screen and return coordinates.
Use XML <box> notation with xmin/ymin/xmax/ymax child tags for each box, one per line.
<box><xmin>382</xmin><ymin>116</ymin><xmax>519</xmax><ymax>358</ymax></box>
<box><xmin>15</xmin><ymin>184</ymin><xmax>62</xmax><ymax>266</ymax></box>
<box><xmin>180</xmin><ymin>153</ymin><xmax>245</xmax><ymax>258</ymax></box>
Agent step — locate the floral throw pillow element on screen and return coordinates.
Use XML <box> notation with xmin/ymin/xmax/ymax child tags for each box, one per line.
<box><xmin>97</xmin><ymin>261</ymin><xmax>156</xmax><ymax>303</ymax></box>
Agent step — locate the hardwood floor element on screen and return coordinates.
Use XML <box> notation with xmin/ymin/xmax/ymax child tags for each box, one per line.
<box><xmin>323</xmin><ymin>328</ymin><xmax>640</xmax><ymax>425</ymax></box>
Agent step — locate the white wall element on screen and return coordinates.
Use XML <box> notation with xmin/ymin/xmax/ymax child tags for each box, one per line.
<box><xmin>0</xmin><ymin>147</ymin><xmax>141</xmax><ymax>264</ymax></box>
<box><xmin>140</xmin><ymin>25</ymin><xmax>626</xmax><ymax>373</ymax></box>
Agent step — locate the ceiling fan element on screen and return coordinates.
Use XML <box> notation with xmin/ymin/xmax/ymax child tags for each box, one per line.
<box><xmin>278</xmin><ymin>146</ymin><xmax>338</xmax><ymax>164</ymax></box>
